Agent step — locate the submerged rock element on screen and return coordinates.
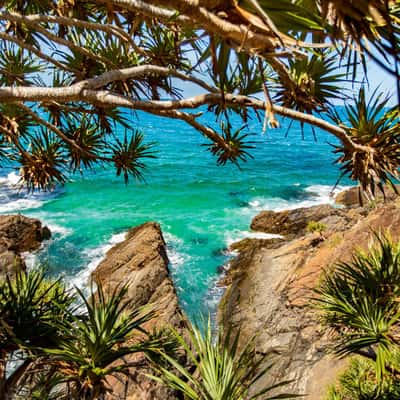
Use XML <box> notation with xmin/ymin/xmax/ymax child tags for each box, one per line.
<box><xmin>0</xmin><ymin>214</ymin><xmax>51</xmax><ymax>277</ymax></box>
<box><xmin>92</xmin><ymin>221</ymin><xmax>185</xmax><ymax>400</ymax></box>
<box><xmin>219</xmin><ymin>192</ymin><xmax>400</xmax><ymax>399</ymax></box>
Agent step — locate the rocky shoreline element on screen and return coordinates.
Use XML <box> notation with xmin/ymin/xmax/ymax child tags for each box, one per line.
<box><xmin>3</xmin><ymin>186</ymin><xmax>400</xmax><ymax>399</ymax></box>
<box><xmin>218</xmin><ymin>188</ymin><xmax>400</xmax><ymax>398</ymax></box>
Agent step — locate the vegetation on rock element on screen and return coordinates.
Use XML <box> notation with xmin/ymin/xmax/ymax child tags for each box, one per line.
<box><xmin>0</xmin><ymin>270</ymin><xmax>169</xmax><ymax>399</ymax></box>
<box><xmin>150</xmin><ymin>318</ymin><xmax>297</xmax><ymax>400</ymax></box>
<box><xmin>316</xmin><ymin>232</ymin><xmax>400</xmax><ymax>396</ymax></box>
<box><xmin>326</xmin><ymin>357</ymin><xmax>400</xmax><ymax>400</ymax></box>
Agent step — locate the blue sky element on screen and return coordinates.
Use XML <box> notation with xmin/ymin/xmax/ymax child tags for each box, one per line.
<box><xmin>180</xmin><ymin>57</ymin><xmax>398</xmax><ymax>106</ymax></box>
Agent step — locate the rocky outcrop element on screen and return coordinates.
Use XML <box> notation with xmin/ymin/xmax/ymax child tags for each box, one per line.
<box><xmin>0</xmin><ymin>214</ymin><xmax>51</xmax><ymax>277</ymax></box>
<box><xmin>219</xmin><ymin>194</ymin><xmax>400</xmax><ymax>399</ymax></box>
<box><xmin>92</xmin><ymin>222</ymin><xmax>185</xmax><ymax>400</ymax></box>
<box><xmin>335</xmin><ymin>185</ymin><xmax>399</xmax><ymax>207</ymax></box>
<box><xmin>249</xmin><ymin>204</ymin><xmax>362</xmax><ymax>240</ymax></box>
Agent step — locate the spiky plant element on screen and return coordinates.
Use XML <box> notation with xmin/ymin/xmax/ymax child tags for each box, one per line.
<box><xmin>43</xmin><ymin>284</ymin><xmax>164</xmax><ymax>400</ymax></box>
<box><xmin>315</xmin><ymin>232</ymin><xmax>400</xmax><ymax>385</ymax></box>
<box><xmin>273</xmin><ymin>52</ymin><xmax>347</xmax><ymax>114</ymax></box>
<box><xmin>150</xmin><ymin>318</ymin><xmax>298</xmax><ymax>400</ymax></box>
<box><xmin>319</xmin><ymin>0</ymin><xmax>400</xmax><ymax>78</ymax></box>
<box><xmin>205</xmin><ymin>123</ymin><xmax>255</xmax><ymax>167</ymax></box>
<box><xmin>18</xmin><ymin>131</ymin><xmax>67</xmax><ymax>192</ymax></box>
<box><xmin>330</xmin><ymin>87</ymin><xmax>400</xmax><ymax>200</ymax></box>
<box><xmin>109</xmin><ymin>130</ymin><xmax>156</xmax><ymax>184</ymax></box>
<box><xmin>0</xmin><ymin>269</ymin><xmax>74</xmax><ymax>399</ymax></box>
<box><xmin>326</xmin><ymin>356</ymin><xmax>400</xmax><ymax>400</ymax></box>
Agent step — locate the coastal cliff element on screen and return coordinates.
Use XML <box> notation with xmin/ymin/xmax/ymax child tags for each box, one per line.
<box><xmin>219</xmin><ymin>191</ymin><xmax>400</xmax><ymax>399</ymax></box>
<box><xmin>92</xmin><ymin>222</ymin><xmax>185</xmax><ymax>400</ymax></box>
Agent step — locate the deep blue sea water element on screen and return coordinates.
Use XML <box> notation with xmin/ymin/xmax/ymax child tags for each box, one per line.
<box><xmin>0</xmin><ymin>110</ymin><xmax>351</xmax><ymax>319</ymax></box>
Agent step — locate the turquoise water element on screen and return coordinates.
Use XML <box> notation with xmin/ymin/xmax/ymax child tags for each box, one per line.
<box><xmin>0</xmin><ymin>110</ymin><xmax>350</xmax><ymax>319</ymax></box>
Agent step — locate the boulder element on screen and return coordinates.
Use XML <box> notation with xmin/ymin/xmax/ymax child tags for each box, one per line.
<box><xmin>92</xmin><ymin>222</ymin><xmax>185</xmax><ymax>400</ymax></box>
<box><xmin>335</xmin><ymin>185</ymin><xmax>399</xmax><ymax>207</ymax></box>
<box><xmin>250</xmin><ymin>204</ymin><xmax>358</xmax><ymax>239</ymax></box>
<box><xmin>219</xmin><ymin>199</ymin><xmax>400</xmax><ymax>399</ymax></box>
<box><xmin>0</xmin><ymin>214</ymin><xmax>51</xmax><ymax>278</ymax></box>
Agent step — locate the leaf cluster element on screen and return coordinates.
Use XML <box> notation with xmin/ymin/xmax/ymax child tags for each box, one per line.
<box><xmin>315</xmin><ymin>232</ymin><xmax>400</xmax><ymax>384</ymax></box>
<box><xmin>331</xmin><ymin>88</ymin><xmax>400</xmax><ymax>200</ymax></box>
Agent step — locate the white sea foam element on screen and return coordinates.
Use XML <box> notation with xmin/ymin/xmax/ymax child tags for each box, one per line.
<box><xmin>164</xmin><ymin>232</ymin><xmax>190</xmax><ymax>268</ymax></box>
<box><xmin>225</xmin><ymin>230</ymin><xmax>283</xmax><ymax>249</ymax></box>
<box><xmin>21</xmin><ymin>252</ymin><xmax>38</xmax><ymax>270</ymax></box>
<box><xmin>246</xmin><ymin>184</ymin><xmax>352</xmax><ymax>215</ymax></box>
<box><xmin>69</xmin><ymin>232</ymin><xmax>127</xmax><ymax>290</ymax></box>
<box><xmin>0</xmin><ymin>172</ymin><xmax>50</xmax><ymax>213</ymax></box>
<box><xmin>0</xmin><ymin>172</ymin><xmax>21</xmax><ymax>186</ymax></box>
<box><xmin>46</xmin><ymin>223</ymin><xmax>73</xmax><ymax>238</ymax></box>
<box><xmin>0</xmin><ymin>198</ymin><xmax>44</xmax><ymax>213</ymax></box>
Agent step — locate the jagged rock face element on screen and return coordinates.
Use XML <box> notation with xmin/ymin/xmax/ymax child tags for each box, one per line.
<box><xmin>0</xmin><ymin>214</ymin><xmax>51</xmax><ymax>277</ymax></box>
<box><xmin>92</xmin><ymin>222</ymin><xmax>185</xmax><ymax>400</ymax></box>
<box><xmin>219</xmin><ymin>196</ymin><xmax>400</xmax><ymax>399</ymax></box>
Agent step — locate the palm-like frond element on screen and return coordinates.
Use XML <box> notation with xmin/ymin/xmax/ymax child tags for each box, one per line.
<box><xmin>0</xmin><ymin>269</ymin><xmax>74</xmax><ymax>352</ymax></box>
<box><xmin>63</xmin><ymin>115</ymin><xmax>104</xmax><ymax>172</ymax></box>
<box><xmin>18</xmin><ymin>130</ymin><xmax>67</xmax><ymax>192</ymax></box>
<box><xmin>205</xmin><ymin>123</ymin><xmax>255</xmax><ymax>167</ymax></box>
<box><xmin>150</xmin><ymin>318</ymin><xmax>298</xmax><ymax>400</ymax></box>
<box><xmin>273</xmin><ymin>52</ymin><xmax>347</xmax><ymax>114</ymax></box>
<box><xmin>315</xmin><ymin>232</ymin><xmax>400</xmax><ymax>383</ymax></box>
<box><xmin>44</xmin><ymin>283</ymin><xmax>161</xmax><ymax>399</ymax></box>
<box><xmin>319</xmin><ymin>0</ymin><xmax>400</xmax><ymax>79</ymax></box>
<box><xmin>327</xmin><ymin>356</ymin><xmax>400</xmax><ymax>400</ymax></box>
<box><xmin>330</xmin><ymin>87</ymin><xmax>400</xmax><ymax>200</ymax></box>
<box><xmin>109</xmin><ymin>130</ymin><xmax>156</xmax><ymax>184</ymax></box>
<box><xmin>0</xmin><ymin>43</ymin><xmax>43</xmax><ymax>86</ymax></box>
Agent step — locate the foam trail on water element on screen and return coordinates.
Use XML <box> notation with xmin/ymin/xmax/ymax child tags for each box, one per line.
<box><xmin>0</xmin><ymin>172</ymin><xmax>51</xmax><ymax>213</ymax></box>
<box><xmin>0</xmin><ymin>172</ymin><xmax>20</xmax><ymax>186</ymax></box>
<box><xmin>164</xmin><ymin>232</ymin><xmax>191</xmax><ymax>268</ymax></box>
<box><xmin>46</xmin><ymin>223</ymin><xmax>73</xmax><ymax>238</ymax></box>
<box><xmin>70</xmin><ymin>232</ymin><xmax>127</xmax><ymax>290</ymax></box>
<box><xmin>246</xmin><ymin>184</ymin><xmax>352</xmax><ymax>215</ymax></box>
<box><xmin>225</xmin><ymin>230</ymin><xmax>283</xmax><ymax>249</ymax></box>
<box><xmin>0</xmin><ymin>199</ymin><xmax>44</xmax><ymax>213</ymax></box>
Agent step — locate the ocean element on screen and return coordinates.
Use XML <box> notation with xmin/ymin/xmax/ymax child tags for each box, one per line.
<box><xmin>0</xmin><ymin>110</ymin><xmax>351</xmax><ymax>319</ymax></box>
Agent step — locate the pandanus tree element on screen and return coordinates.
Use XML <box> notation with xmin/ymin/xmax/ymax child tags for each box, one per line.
<box><xmin>0</xmin><ymin>1</ymin><xmax>397</xmax><ymax>196</ymax></box>
<box><xmin>315</xmin><ymin>233</ymin><xmax>400</xmax><ymax>390</ymax></box>
<box><xmin>0</xmin><ymin>270</ymin><xmax>168</xmax><ymax>400</ymax></box>
<box><xmin>150</xmin><ymin>318</ymin><xmax>298</xmax><ymax>400</ymax></box>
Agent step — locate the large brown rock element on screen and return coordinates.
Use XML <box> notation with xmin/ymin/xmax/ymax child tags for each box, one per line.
<box><xmin>250</xmin><ymin>204</ymin><xmax>359</xmax><ymax>239</ymax></box>
<box><xmin>92</xmin><ymin>222</ymin><xmax>185</xmax><ymax>400</ymax></box>
<box><xmin>0</xmin><ymin>214</ymin><xmax>51</xmax><ymax>277</ymax></box>
<box><xmin>335</xmin><ymin>185</ymin><xmax>399</xmax><ymax>207</ymax></box>
<box><xmin>219</xmin><ymin>198</ymin><xmax>400</xmax><ymax>399</ymax></box>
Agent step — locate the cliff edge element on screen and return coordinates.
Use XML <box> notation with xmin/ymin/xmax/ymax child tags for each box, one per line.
<box><xmin>219</xmin><ymin>194</ymin><xmax>400</xmax><ymax>399</ymax></box>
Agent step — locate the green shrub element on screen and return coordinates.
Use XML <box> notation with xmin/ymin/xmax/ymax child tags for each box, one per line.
<box><xmin>326</xmin><ymin>357</ymin><xmax>400</xmax><ymax>400</ymax></box>
<box><xmin>306</xmin><ymin>220</ymin><xmax>327</xmax><ymax>235</ymax></box>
